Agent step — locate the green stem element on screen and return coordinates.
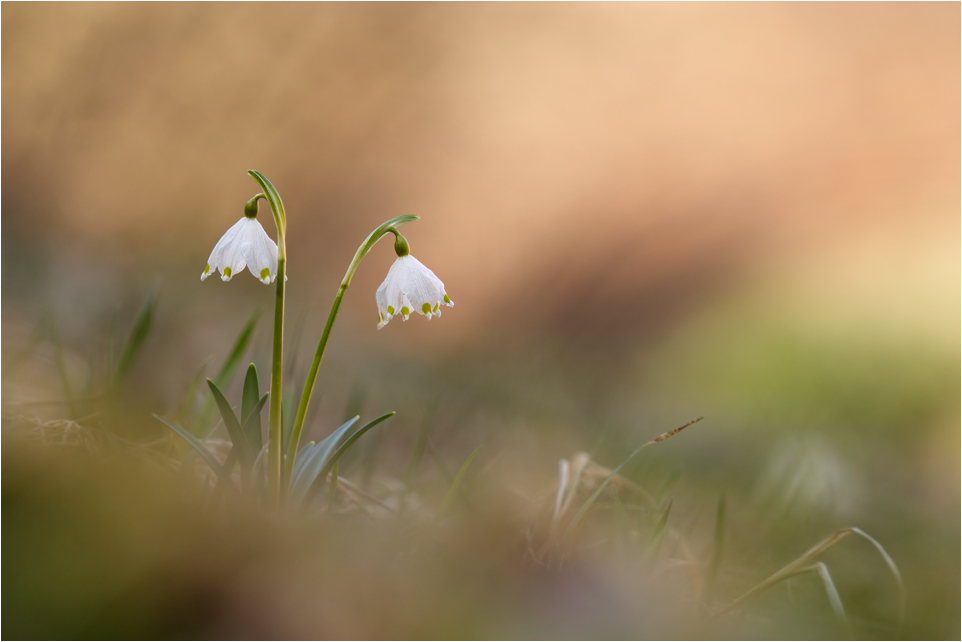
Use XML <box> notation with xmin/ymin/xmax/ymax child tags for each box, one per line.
<box><xmin>283</xmin><ymin>215</ymin><xmax>419</xmax><ymax>486</ymax></box>
<box><xmin>247</xmin><ymin>170</ymin><xmax>287</xmax><ymax>503</ymax></box>
<box><xmin>269</xmin><ymin>257</ymin><xmax>286</xmax><ymax>499</ymax></box>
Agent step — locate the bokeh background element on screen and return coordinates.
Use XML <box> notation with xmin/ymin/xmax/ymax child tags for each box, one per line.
<box><xmin>3</xmin><ymin>3</ymin><xmax>958</xmax><ymax>639</ymax></box>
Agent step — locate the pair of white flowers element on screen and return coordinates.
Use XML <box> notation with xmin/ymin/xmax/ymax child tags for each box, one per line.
<box><xmin>201</xmin><ymin>214</ymin><xmax>453</xmax><ymax>328</ymax></box>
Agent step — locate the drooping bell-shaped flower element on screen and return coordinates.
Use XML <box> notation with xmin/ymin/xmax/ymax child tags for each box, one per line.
<box><xmin>376</xmin><ymin>252</ymin><xmax>453</xmax><ymax>329</ymax></box>
<box><xmin>201</xmin><ymin>213</ymin><xmax>279</xmax><ymax>284</ymax></box>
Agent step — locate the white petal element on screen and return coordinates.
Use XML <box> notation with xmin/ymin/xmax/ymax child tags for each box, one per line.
<box><xmin>241</xmin><ymin>218</ymin><xmax>278</xmax><ymax>284</ymax></box>
<box><xmin>205</xmin><ymin>218</ymin><xmax>244</xmax><ymax>275</ymax></box>
<box><xmin>202</xmin><ymin>217</ymin><xmax>281</xmax><ymax>283</ymax></box>
<box><xmin>373</xmin><ymin>254</ymin><xmax>452</xmax><ymax>327</ymax></box>
<box><xmin>204</xmin><ymin>218</ymin><xmax>248</xmax><ymax>280</ymax></box>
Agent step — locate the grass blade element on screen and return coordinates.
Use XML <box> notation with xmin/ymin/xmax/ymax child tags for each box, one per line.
<box><xmin>647</xmin><ymin>498</ymin><xmax>673</xmax><ymax>562</ymax></box>
<box><xmin>289</xmin><ymin>416</ymin><xmax>360</xmax><ymax>503</ymax></box>
<box><xmin>303</xmin><ymin>412</ymin><xmax>396</xmax><ymax>507</ymax></box>
<box><xmin>114</xmin><ymin>287</ymin><xmax>158</xmax><ymax>386</ymax></box>
<box><xmin>705</xmin><ymin>493</ymin><xmax>727</xmax><ymax>604</ymax></box>
<box><xmin>563</xmin><ymin>418</ymin><xmax>702</xmax><ymax>544</ymax></box>
<box><xmin>553</xmin><ymin>459</ymin><xmax>571</xmax><ymax>524</ymax></box>
<box><xmin>153</xmin><ymin>414</ymin><xmax>229</xmax><ymax>484</ymax></box>
<box><xmin>206</xmin><ymin>379</ymin><xmax>251</xmax><ymax>464</ymax></box>
<box><xmin>714</xmin><ymin>526</ymin><xmax>905</xmax><ymax>625</ymax></box>
<box><xmin>809</xmin><ymin>562</ymin><xmax>850</xmax><ymax>632</ymax></box>
<box><xmin>194</xmin><ymin>311</ymin><xmax>259</xmax><ymax>434</ymax></box>
<box><xmin>242</xmin><ymin>393</ymin><xmax>269</xmax><ymax>453</ymax></box>
<box><xmin>436</xmin><ymin>445</ymin><xmax>483</xmax><ymax>519</ymax></box>
<box><xmin>214</xmin><ymin>311</ymin><xmax>259</xmax><ymax>389</ymax></box>
<box><xmin>291</xmin><ymin>441</ymin><xmax>316</xmax><ymax>482</ymax></box>
<box><xmin>176</xmin><ymin>362</ymin><xmax>208</xmax><ymax>423</ymax></box>
<box><xmin>848</xmin><ymin>527</ymin><xmax>906</xmax><ymax>628</ymax></box>
<box><xmin>428</xmin><ymin>439</ymin><xmax>476</xmax><ymax>513</ymax></box>
<box><xmin>241</xmin><ymin>364</ymin><xmax>263</xmax><ymax>452</ymax></box>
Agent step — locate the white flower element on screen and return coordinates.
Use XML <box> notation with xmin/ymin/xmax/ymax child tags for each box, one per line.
<box><xmin>201</xmin><ymin>217</ymin><xmax>279</xmax><ymax>284</ymax></box>
<box><xmin>376</xmin><ymin>255</ymin><xmax>453</xmax><ymax>329</ymax></box>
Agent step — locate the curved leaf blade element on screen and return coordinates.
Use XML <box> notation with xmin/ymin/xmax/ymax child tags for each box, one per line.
<box><xmin>207</xmin><ymin>379</ymin><xmax>251</xmax><ymax>462</ymax></box>
<box><xmin>115</xmin><ymin>287</ymin><xmax>158</xmax><ymax>386</ymax></box>
<box><xmin>563</xmin><ymin>417</ymin><xmax>701</xmax><ymax>544</ymax></box>
<box><xmin>289</xmin><ymin>416</ymin><xmax>360</xmax><ymax>503</ymax></box>
<box><xmin>291</xmin><ymin>441</ymin><xmax>316</xmax><ymax>482</ymax></box>
<box><xmin>153</xmin><ymin>414</ymin><xmax>228</xmax><ymax>483</ymax></box>
<box><xmin>241</xmin><ymin>364</ymin><xmax>263</xmax><ymax>452</ymax></box>
<box><xmin>302</xmin><ymin>412</ymin><xmax>396</xmax><ymax>507</ymax></box>
<box><xmin>248</xmin><ymin>170</ymin><xmax>286</xmax><ymax>229</ymax></box>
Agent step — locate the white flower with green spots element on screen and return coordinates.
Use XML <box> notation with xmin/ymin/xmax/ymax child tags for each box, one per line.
<box><xmin>376</xmin><ymin>255</ymin><xmax>453</xmax><ymax>329</ymax></box>
<box><xmin>201</xmin><ymin>216</ymin><xmax>279</xmax><ymax>284</ymax></box>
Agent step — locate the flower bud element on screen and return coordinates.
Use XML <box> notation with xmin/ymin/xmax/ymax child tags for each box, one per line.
<box><xmin>393</xmin><ymin>231</ymin><xmax>410</xmax><ymax>257</ymax></box>
<box><xmin>244</xmin><ymin>194</ymin><xmax>264</xmax><ymax>219</ymax></box>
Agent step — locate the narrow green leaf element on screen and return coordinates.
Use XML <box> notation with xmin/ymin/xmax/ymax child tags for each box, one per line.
<box><xmin>849</xmin><ymin>527</ymin><xmax>906</xmax><ymax>628</ymax></box>
<box><xmin>706</xmin><ymin>493</ymin><xmax>727</xmax><ymax>603</ymax></box>
<box><xmin>241</xmin><ymin>364</ymin><xmax>263</xmax><ymax>451</ymax></box>
<box><xmin>194</xmin><ymin>311</ymin><xmax>259</xmax><ymax>435</ymax></box>
<box><xmin>714</xmin><ymin>526</ymin><xmax>905</xmax><ymax>625</ymax></box>
<box><xmin>810</xmin><ymin>563</ymin><xmax>850</xmax><ymax>632</ymax></box>
<box><xmin>208</xmin><ymin>381</ymin><xmax>264</xmax><ymax>494</ymax></box>
<box><xmin>358</xmin><ymin>407</ymin><xmax>384</xmax><ymax>487</ymax></box>
<box><xmin>303</xmin><ymin>412</ymin><xmax>397</xmax><ymax>507</ymax></box>
<box><xmin>214</xmin><ymin>311</ymin><xmax>259</xmax><ymax>389</ymax></box>
<box><xmin>115</xmin><ymin>287</ymin><xmax>158</xmax><ymax>385</ymax></box>
<box><xmin>153</xmin><ymin>414</ymin><xmax>229</xmax><ymax>484</ymax></box>
<box><xmin>563</xmin><ymin>418</ymin><xmax>702</xmax><ymax>544</ymax></box>
<box><xmin>176</xmin><ymin>362</ymin><xmax>208</xmax><ymax>423</ymax></box>
<box><xmin>242</xmin><ymin>393</ymin><xmax>269</xmax><ymax>447</ymax></box>
<box><xmin>428</xmin><ymin>440</ymin><xmax>477</xmax><ymax>513</ymax></box>
<box><xmin>436</xmin><ymin>445</ymin><xmax>483</xmax><ymax>519</ymax></box>
<box><xmin>207</xmin><ymin>379</ymin><xmax>251</xmax><ymax>463</ymax></box>
<box><xmin>289</xmin><ymin>416</ymin><xmax>360</xmax><ymax>502</ymax></box>
<box><xmin>647</xmin><ymin>498</ymin><xmax>672</xmax><ymax>562</ymax></box>
<box><xmin>248</xmin><ymin>170</ymin><xmax>286</xmax><ymax>229</ymax></box>
<box><xmin>291</xmin><ymin>441</ymin><xmax>316</xmax><ymax>481</ymax></box>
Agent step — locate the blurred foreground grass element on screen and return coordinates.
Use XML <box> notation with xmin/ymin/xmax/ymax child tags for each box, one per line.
<box><xmin>2</xmin><ymin>269</ymin><xmax>956</xmax><ymax>639</ymax></box>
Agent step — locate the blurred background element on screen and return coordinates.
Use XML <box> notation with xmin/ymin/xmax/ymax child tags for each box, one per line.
<box><xmin>3</xmin><ymin>3</ymin><xmax>958</xmax><ymax>639</ymax></box>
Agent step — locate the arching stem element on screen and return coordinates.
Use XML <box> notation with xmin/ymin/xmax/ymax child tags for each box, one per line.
<box><xmin>283</xmin><ymin>216</ymin><xmax>418</xmax><ymax>489</ymax></box>
<box><xmin>248</xmin><ymin>170</ymin><xmax>287</xmax><ymax>503</ymax></box>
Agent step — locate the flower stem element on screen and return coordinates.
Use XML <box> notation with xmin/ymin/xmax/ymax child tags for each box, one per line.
<box><xmin>248</xmin><ymin>170</ymin><xmax>287</xmax><ymax>503</ymax></box>
<box><xmin>269</xmin><ymin>256</ymin><xmax>285</xmax><ymax>500</ymax></box>
<box><xmin>283</xmin><ymin>215</ymin><xmax>419</xmax><ymax>486</ymax></box>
